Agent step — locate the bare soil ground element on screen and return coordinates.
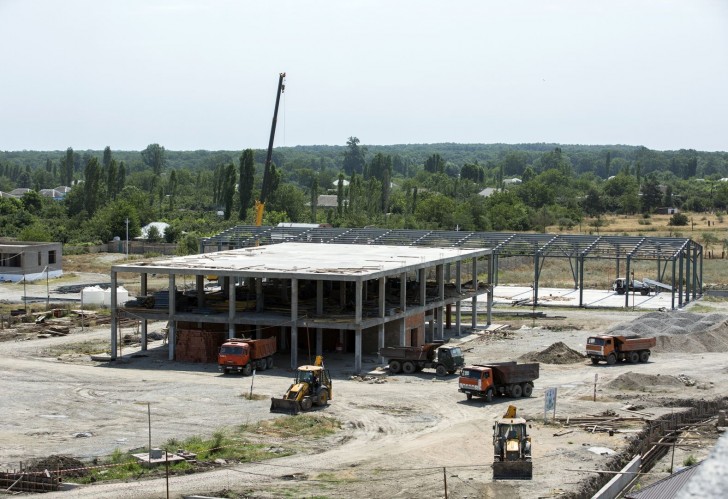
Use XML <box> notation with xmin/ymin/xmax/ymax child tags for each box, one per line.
<box><xmin>1</xmin><ymin>256</ymin><xmax>727</xmax><ymax>498</ymax></box>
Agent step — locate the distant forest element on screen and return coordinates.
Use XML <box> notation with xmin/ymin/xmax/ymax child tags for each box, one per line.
<box><xmin>1</xmin><ymin>140</ymin><xmax>727</xmax><ymax>253</ymax></box>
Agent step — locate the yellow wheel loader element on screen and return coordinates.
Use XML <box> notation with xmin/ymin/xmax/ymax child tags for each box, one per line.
<box><xmin>492</xmin><ymin>405</ymin><xmax>533</xmax><ymax>479</ymax></box>
<box><xmin>270</xmin><ymin>356</ymin><xmax>333</xmax><ymax>415</ymax></box>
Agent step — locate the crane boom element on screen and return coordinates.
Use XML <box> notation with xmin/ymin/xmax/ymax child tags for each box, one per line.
<box><xmin>255</xmin><ymin>72</ymin><xmax>286</xmax><ymax>226</ymax></box>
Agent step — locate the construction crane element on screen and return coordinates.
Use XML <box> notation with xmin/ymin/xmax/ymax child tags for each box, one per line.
<box><xmin>255</xmin><ymin>72</ymin><xmax>286</xmax><ymax>226</ymax></box>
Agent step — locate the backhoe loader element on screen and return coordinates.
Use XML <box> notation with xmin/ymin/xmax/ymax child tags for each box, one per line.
<box><xmin>270</xmin><ymin>356</ymin><xmax>332</xmax><ymax>415</ymax></box>
<box><xmin>492</xmin><ymin>405</ymin><xmax>533</xmax><ymax>479</ymax></box>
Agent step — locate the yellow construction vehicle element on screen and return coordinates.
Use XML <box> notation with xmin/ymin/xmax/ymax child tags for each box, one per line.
<box><xmin>492</xmin><ymin>405</ymin><xmax>533</xmax><ymax>479</ymax></box>
<box><xmin>270</xmin><ymin>355</ymin><xmax>333</xmax><ymax>415</ymax></box>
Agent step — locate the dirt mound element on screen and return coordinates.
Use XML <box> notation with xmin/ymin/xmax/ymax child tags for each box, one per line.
<box><xmin>603</xmin><ymin>312</ymin><xmax>728</xmax><ymax>354</ymax></box>
<box><xmin>519</xmin><ymin>341</ymin><xmax>585</xmax><ymax>364</ymax></box>
<box><xmin>606</xmin><ymin>372</ymin><xmax>683</xmax><ymax>391</ymax></box>
<box><xmin>25</xmin><ymin>455</ymin><xmax>88</xmax><ymax>477</ymax></box>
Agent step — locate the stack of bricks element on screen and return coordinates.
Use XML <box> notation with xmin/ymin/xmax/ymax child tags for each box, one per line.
<box><xmin>175</xmin><ymin>328</ymin><xmax>227</xmax><ymax>363</ymax></box>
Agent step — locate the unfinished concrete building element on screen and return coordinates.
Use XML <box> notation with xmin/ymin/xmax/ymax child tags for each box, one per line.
<box><xmin>111</xmin><ymin>243</ymin><xmax>493</xmax><ymax>371</ymax></box>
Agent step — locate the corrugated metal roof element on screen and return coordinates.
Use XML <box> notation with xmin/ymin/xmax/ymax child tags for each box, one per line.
<box><xmin>626</xmin><ymin>463</ymin><xmax>701</xmax><ymax>499</ymax></box>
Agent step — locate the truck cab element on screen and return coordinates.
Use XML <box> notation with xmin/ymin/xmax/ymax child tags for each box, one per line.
<box><xmin>435</xmin><ymin>346</ymin><xmax>464</xmax><ymax>372</ymax></box>
<box><xmin>459</xmin><ymin>366</ymin><xmax>495</xmax><ymax>401</ymax></box>
<box><xmin>218</xmin><ymin>340</ymin><xmax>252</xmax><ymax>373</ymax></box>
<box><xmin>612</xmin><ymin>277</ymin><xmax>651</xmax><ymax>295</ymax></box>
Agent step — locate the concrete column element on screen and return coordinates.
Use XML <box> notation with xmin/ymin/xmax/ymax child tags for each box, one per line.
<box><xmin>291</xmin><ymin>277</ymin><xmax>298</xmax><ymax>369</ymax></box>
<box><xmin>316</xmin><ymin>280</ymin><xmax>323</xmax><ymax>356</ymax></box>
<box><xmin>437</xmin><ymin>264</ymin><xmax>444</xmax><ymax>340</ymax></box>
<box><xmin>256</xmin><ymin>325</ymin><xmax>262</xmax><ymax>339</ymax></box>
<box><xmin>340</xmin><ymin>281</ymin><xmax>347</xmax><ymax>352</ymax></box>
<box><xmin>399</xmin><ymin>271</ymin><xmax>407</xmax><ymax>346</ymax></box>
<box><xmin>111</xmin><ymin>271</ymin><xmax>118</xmax><ymax>360</ymax></box>
<box><xmin>378</xmin><ymin>277</ymin><xmax>386</xmax><ymax>363</ymax></box>
<box><xmin>487</xmin><ymin>256</ymin><xmax>493</xmax><ymax>327</ymax></box>
<box><xmin>140</xmin><ymin>273</ymin><xmax>148</xmax><ymax>351</ymax></box>
<box><xmin>168</xmin><ymin>274</ymin><xmax>176</xmax><ymax>361</ymax></box>
<box><xmin>471</xmin><ymin>258</ymin><xmax>478</xmax><ymax>329</ymax></box>
<box><xmin>255</xmin><ymin>278</ymin><xmax>263</xmax><ymax>312</ymax></box>
<box><xmin>455</xmin><ymin>260</ymin><xmax>462</xmax><ymax>336</ymax></box>
<box><xmin>355</xmin><ymin>280</ymin><xmax>363</xmax><ymax>372</ymax></box>
<box><xmin>228</xmin><ymin>277</ymin><xmax>236</xmax><ymax>339</ymax></box>
<box><xmin>419</xmin><ymin>268</ymin><xmax>426</xmax><ymax>306</ymax></box>
<box><xmin>355</xmin><ymin>328</ymin><xmax>362</xmax><ymax>373</ymax></box>
<box><xmin>196</xmin><ymin>275</ymin><xmax>205</xmax><ymax>309</ymax></box>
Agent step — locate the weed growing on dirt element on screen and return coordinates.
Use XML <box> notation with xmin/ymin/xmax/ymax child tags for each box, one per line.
<box><xmin>683</xmin><ymin>454</ymin><xmax>698</xmax><ymax>466</ymax></box>
<box><xmin>240</xmin><ymin>414</ymin><xmax>340</xmax><ymax>439</ymax></box>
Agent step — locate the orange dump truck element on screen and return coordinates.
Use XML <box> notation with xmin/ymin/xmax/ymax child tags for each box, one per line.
<box><xmin>218</xmin><ymin>337</ymin><xmax>277</xmax><ymax>375</ymax></box>
<box><xmin>585</xmin><ymin>335</ymin><xmax>656</xmax><ymax>365</ymax></box>
<box><xmin>458</xmin><ymin>362</ymin><xmax>540</xmax><ymax>402</ymax></box>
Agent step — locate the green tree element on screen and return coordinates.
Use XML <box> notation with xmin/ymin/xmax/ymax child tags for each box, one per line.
<box><xmin>424</xmin><ymin>153</ymin><xmax>445</xmax><ymax>174</ymax></box>
<box><xmin>640</xmin><ymin>175</ymin><xmax>662</xmax><ymax>213</ymax></box>
<box><xmin>336</xmin><ymin>173</ymin><xmax>345</xmax><ymax>217</ymax></box>
<box><xmin>343</xmin><ymin>137</ymin><xmax>365</xmax><ymax>175</ymax></box>
<box><xmin>238</xmin><ymin>149</ymin><xmax>255</xmax><ymax>220</ymax></box>
<box><xmin>141</xmin><ymin>143</ymin><xmax>166</xmax><ymax>175</ymax></box>
<box><xmin>146</xmin><ymin>225</ymin><xmax>162</xmax><ymax>242</ymax></box>
<box><xmin>310</xmin><ymin>175</ymin><xmax>319</xmax><ymax>222</ymax></box>
<box><xmin>63</xmin><ymin>147</ymin><xmax>74</xmax><ymax>186</ymax></box>
<box><xmin>84</xmin><ymin>157</ymin><xmax>102</xmax><ymax>216</ymax></box>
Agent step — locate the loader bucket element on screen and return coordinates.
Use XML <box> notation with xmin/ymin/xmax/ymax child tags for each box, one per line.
<box><xmin>270</xmin><ymin>397</ymin><xmax>301</xmax><ymax>415</ymax></box>
<box><xmin>492</xmin><ymin>460</ymin><xmax>532</xmax><ymax>480</ymax></box>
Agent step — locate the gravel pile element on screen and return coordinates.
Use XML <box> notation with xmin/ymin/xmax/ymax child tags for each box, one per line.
<box><xmin>519</xmin><ymin>341</ymin><xmax>585</xmax><ymax>364</ymax></box>
<box><xmin>606</xmin><ymin>372</ymin><xmax>683</xmax><ymax>391</ymax></box>
<box><xmin>604</xmin><ymin>312</ymin><xmax>728</xmax><ymax>353</ymax></box>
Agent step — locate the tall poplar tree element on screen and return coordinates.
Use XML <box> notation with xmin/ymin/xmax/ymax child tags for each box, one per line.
<box><xmin>238</xmin><ymin>149</ymin><xmax>255</xmax><ymax>220</ymax></box>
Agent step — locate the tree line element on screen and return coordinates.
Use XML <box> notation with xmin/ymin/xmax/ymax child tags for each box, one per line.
<box><xmin>1</xmin><ymin>140</ymin><xmax>727</xmax><ymax>254</ymax></box>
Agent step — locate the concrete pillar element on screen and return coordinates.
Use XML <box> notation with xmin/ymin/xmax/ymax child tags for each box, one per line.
<box><xmin>168</xmin><ymin>274</ymin><xmax>176</xmax><ymax>361</ymax></box>
<box><xmin>399</xmin><ymin>271</ymin><xmax>407</xmax><ymax>346</ymax></box>
<box><xmin>140</xmin><ymin>273</ymin><xmax>148</xmax><ymax>351</ymax></box>
<box><xmin>378</xmin><ymin>277</ymin><xmax>386</xmax><ymax>363</ymax></box>
<box><xmin>471</xmin><ymin>258</ymin><xmax>478</xmax><ymax>329</ymax></box>
<box><xmin>487</xmin><ymin>255</ymin><xmax>493</xmax><ymax>326</ymax></box>
<box><xmin>291</xmin><ymin>277</ymin><xmax>298</xmax><ymax>369</ymax></box>
<box><xmin>355</xmin><ymin>280</ymin><xmax>363</xmax><ymax>372</ymax></box>
<box><xmin>455</xmin><ymin>261</ymin><xmax>462</xmax><ymax>336</ymax></box>
<box><xmin>110</xmin><ymin>271</ymin><xmax>118</xmax><ymax>360</ymax></box>
<box><xmin>196</xmin><ymin>275</ymin><xmax>205</xmax><ymax>309</ymax></box>
<box><xmin>437</xmin><ymin>264</ymin><xmax>444</xmax><ymax>340</ymax></box>
<box><xmin>256</xmin><ymin>325</ymin><xmax>262</xmax><ymax>339</ymax></box>
<box><xmin>355</xmin><ymin>328</ymin><xmax>362</xmax><ymax>373</ymax></box>
<box><xmin>255</xmin><ymin>278</ymin><xmax>263</xmax><ymax>312</ymax></box>
<box><xmin>340</xmin><ymin>281</ymin><xmax>347</xmax><ymax>352</ymax></box>
<box><xmin>316</xmin><ymin>280</ymin><xmax>323</xmax><ymax>357</ymax></box>
<box><xmin>228</xmin><ymin>277</ymin><xmax>236</xmax><ymax>339</ymax></box>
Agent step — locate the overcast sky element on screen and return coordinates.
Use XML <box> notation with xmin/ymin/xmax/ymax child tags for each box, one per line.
<box><xmin>1</xmin><ymin>0</ymin><xmax>727</xmax><ymax>152</ymax></box>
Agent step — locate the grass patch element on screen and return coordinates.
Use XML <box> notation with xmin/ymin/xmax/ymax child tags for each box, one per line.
<box><xmin>241</xmin><ymin>414</ymin><xmax>341</xmax><ymax>439</ymax></box>
<box><xmin>39</xmin><ymin>339</ymin><xmax>110</xmax><ymax>357</ymax></box>
<box><xmin>240</xmin><ymin>392</ymin><xmax>268</xmax><ymax>401</ymax></box>
<box><xmin>688</xmin><ymin>305</ymin><xmax>719</xmax><ymax>313</ymax></box>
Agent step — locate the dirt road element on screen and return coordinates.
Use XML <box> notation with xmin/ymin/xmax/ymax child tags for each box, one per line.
<box><xmin>2</xmin><ymin>295</ymin><xmax>728</xmax><ymax>498</ymax></box>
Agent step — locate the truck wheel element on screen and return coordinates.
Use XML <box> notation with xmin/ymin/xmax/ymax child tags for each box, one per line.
<box><xmin>640</xmin><ymin>351</ymin><xmax>650</xmax><ymax>363</ymax></box>
<box><xmin>267</xmin><ymin>356</ymin><xmax>274</xmax><ymax>369</ymax></box>
<box><xmin>466</xmin><ymin>393</ymin><xmax>473</xmax><ymax>401</ymax></box>
<box><xmin>435</xmin><ymin>365</ymin><xmax>448</xmax><ymax>377</ymax></box>
<box><xmin>641</xmin><ymin>289</ymin><xmax>649</xmax><ymax>296</ymax></box>
<box><xmin>315</xmin><ymin>389</ymin><xmax>329</xmax><ymax>406</ymax></box>
<box><xmin>486</xmin><ymin>389</ymin><xmax>494</xmax><ymax>402</ymax></box>
<box><xmin>389</xmin><ymin>360</ymin><xmax>402</xmax><ymax>374</ymax></box>
<box><xmin>606</xmin><ymin>354</ymin><xmax>617</xmax><ymax>365</ymax></box>
<box><xmin>628</xmin><ymin>351</ymin><xmax>639</xmax><ymax>363</ymax></box>
<box><xmin>301</xmin><ymin>397</ymin><xmax>313</xmax><ymax>411</ymax></box>
<box><xmin>258</xmin><ymin>359</ymin><xmax>267</xmax><ymax>371</ymax></box>
<box><xmin>522</xmin><ymin>383</ymin><xmax>533</xmax><ymax>397</ymax></box>
<box><xmin>402</xmin><ymin>361</ymin><xmax>416</xmax><ymax>374</ymax></box>
<box><xmin>590</xmin><ymin>357</ymin><xmax>600</xmax><ymax>365</ymax></box>
<box><xmin>511</xmin><ymin>384</ymin><xmax>523</xmax><ymax>398</ymax></box>
<box><xmin>243</xmin><ymin>363</ymin><xmax>253</xmax><ymax>376</ymax></box>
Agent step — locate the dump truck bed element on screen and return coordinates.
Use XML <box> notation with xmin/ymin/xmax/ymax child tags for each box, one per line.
<box><xmin>379</xmin><ymin>343</ymin><xmax>438</xmax><ymax>361</ymax></box>
<box><xmin>247</xmin><ymin>337</ymin><xmax>277</xmax><ymax>359</ymax></box>
<box><xmin>476</xmin><ymin>362</ymin><xmax>540</xmax><ymax>385</ymax></box>
<box><xmin>610</xmin><ymin>336</ymin><xmax>656</xmax><ymax>351</ymax></box>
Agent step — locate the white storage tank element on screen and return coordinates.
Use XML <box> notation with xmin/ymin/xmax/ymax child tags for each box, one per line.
<box><xmin>81</xmin><ymin>286</ymin><xmax>105</xmax><ymax>306</ymax></box>
<box><xmin>103</xmin><ymin>286</ymin><xmax>130</xmax><ymax>307</ymax></box>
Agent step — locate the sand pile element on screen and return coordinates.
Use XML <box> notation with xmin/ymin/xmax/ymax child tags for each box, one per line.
<box><xmin>604</xmin><ymin>312</ymin><xmax>728</xmax><ymax>354</ymax></box>
<box><xmin>519</xmin><ymin>341</ymin><xmax>585</xmax><ymax>364</ymax></box>
<box><xmin>606</xmin><ymin>372</ymin><xmax>683</xmax><ymax>391</ymax></box>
